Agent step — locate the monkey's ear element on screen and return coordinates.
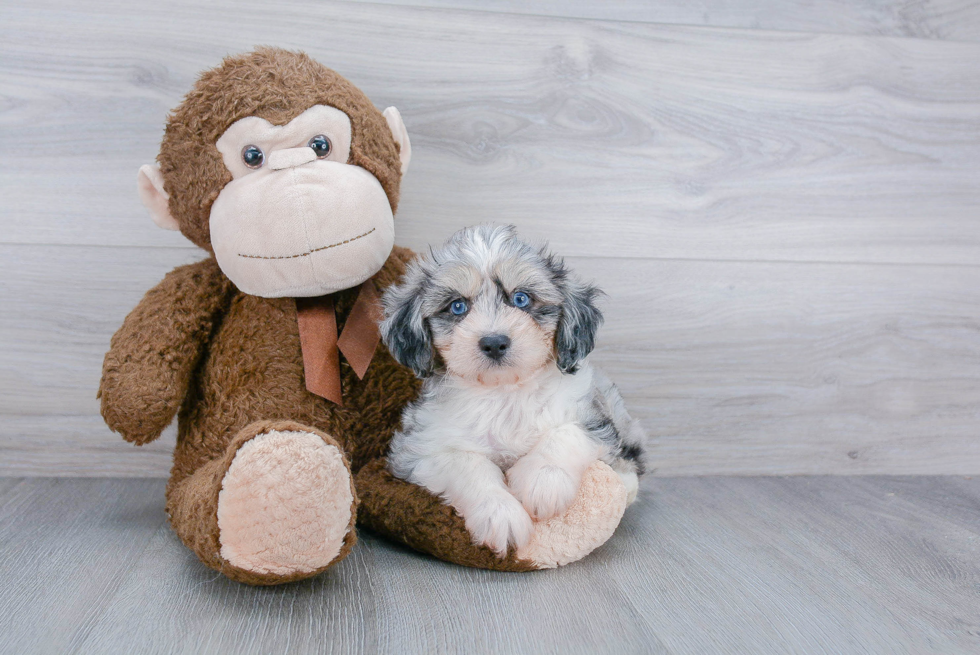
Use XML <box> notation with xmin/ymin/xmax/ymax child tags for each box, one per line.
<box><xmin>383</xmin><ymin>107</ymin><xmax>411</xmax><ymax>176</ymax></box>
<box><xmin>137</xmin><ymin>164</ymin><xmax>179</xmax><ymax>231</ymax></box>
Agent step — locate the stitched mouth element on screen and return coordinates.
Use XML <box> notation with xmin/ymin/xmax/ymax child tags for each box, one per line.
<box><xmin>237</xmin><ymin>228</ymin><xmax>376</xmax><ymax>260</ymax></box>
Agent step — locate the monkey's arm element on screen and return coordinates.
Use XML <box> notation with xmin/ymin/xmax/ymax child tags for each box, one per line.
<box><xmin>355</xmin><ymin>457</ymin><xmax>629</xmax><ymax>571</ymax></box>
<box><xmin>99</xmin><ymin>257</ymin><xmax>233</xmax><ymax>445</ymax></box>
<box><xmin>355</xmin><ymin>458</ymin><xmax>538</xmax><ymax>571</ymax></box>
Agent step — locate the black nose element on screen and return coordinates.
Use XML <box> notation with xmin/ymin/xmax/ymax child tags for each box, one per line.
<box><xmin>478</xmin><ymin>334</ymin><xmax>511</xmax><ymax>361</ymax></box>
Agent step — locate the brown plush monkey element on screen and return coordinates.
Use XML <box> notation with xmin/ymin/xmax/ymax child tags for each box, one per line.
<box><xmin>100</xmin><ymin>48</ymin><xmax>627</xmax><ymax>585</ymax></box>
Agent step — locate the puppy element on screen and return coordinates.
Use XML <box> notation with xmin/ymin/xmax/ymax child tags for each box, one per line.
<box><xmin>380</xmin><ymin>225</ymin><xmax>647</xmax><ymax>556</ymax></box>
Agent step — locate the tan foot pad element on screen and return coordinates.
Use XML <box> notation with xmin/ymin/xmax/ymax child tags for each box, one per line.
<box><xmin>217</xmin><ymin>430</ymin><xmax>354</xmax><ymax>576</ymax></box>
<box><xmin>517</xmin><ymin>461</ymin><xmax>629</xmax><ymax>569</ymax></box>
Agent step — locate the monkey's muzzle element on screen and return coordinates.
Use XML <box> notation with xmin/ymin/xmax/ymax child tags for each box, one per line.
<box><xmin>209</xmin><ymin>159</ymin><xmax>395</xmax><ymax>298</ymax></box>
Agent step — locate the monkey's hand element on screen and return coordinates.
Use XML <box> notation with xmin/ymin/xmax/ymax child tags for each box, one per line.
<box><xmin>99</xmin><ymin>257</ymin><xmax>232</xmax><ymax>445</ymax></box>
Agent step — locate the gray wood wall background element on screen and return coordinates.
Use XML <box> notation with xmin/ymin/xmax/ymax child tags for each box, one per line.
<box><xmin>1</xmin><ymin>0</ymin><xmax>978</xmax><ymax>477</ymax></box>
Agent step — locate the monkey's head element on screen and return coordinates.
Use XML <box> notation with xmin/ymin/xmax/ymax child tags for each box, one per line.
<box><xmin>137</xmin><ymin>48</ymin><xmax>411</xmax><ymax>298</ymax></box>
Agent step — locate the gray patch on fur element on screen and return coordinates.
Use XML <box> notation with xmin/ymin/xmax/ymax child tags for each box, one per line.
<box><xmin>379</xmin><ymin>268</ymin><xmax>435</xmax><ymax>377</ymax></box>
<box><xmin>586</xmin><ymin>368</ymin><xmax>649</xmax><ymax>477</ymax></box>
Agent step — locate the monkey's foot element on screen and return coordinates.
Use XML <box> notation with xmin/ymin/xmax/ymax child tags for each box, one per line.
<box><xmin>167</xmin><ymin>421</ymin><xmax>357</xmax><ymax>585</ymax></box>
<box><xmin>516</xmin><ymin>461</ymin><xmax>628</xmax><ymax>569</ymax></box>
<box><xmin>215</xmin><ymin>424</ymin><xmax>357</xmax><ymax>582</ymax></box>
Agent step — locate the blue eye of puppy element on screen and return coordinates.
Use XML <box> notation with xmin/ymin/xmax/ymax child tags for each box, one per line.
<box><xmin>512</xmin><ymin>291</ymin><xmax>531</xmax><ymax>308</ymax></box>
<box><xmin>449</xmin><ymin>299</ymin><xmax>468</xmax><ymax>316</ymax></box>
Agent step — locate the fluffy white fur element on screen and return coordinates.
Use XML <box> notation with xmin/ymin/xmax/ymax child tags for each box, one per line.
<box><xmin>381</xmin><ymin>225</ymin><xmax>647</xmax><ymax>556</ymax></box>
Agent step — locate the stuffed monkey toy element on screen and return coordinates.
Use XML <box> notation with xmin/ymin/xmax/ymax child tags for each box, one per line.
<box><xmin>99</xmin><ymin>48</ymin><xmax>629</xmax><ymax>585</ymax></box>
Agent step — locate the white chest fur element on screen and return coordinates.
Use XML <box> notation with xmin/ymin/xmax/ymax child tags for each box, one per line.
<box><xmin>412</xmin><ymin>363</ymin><xmax>595</xmax><ymax>468</ymax></box>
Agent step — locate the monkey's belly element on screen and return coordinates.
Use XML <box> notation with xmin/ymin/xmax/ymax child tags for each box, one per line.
<box><xmin>171</xmin><ymin>290</ymin><xmax>420</xmax><ymax>484</ymax></box>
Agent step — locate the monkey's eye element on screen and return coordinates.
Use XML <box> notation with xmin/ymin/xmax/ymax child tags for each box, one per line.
<box><xmin>512</xmin><ymin>291</ymin><xmax>531</xmax><ymax>308</ymax></box>
<box><xmin>241</xmin><ymin>145</ymin><xmax>264</xmax><ymax>169</ymax></box>
<box><xmin>448</xmin><ymin>299</ymin><xmax>468</xmax><ymax>316</ymax></box>
<box><xmin>308</xmin><ymin>135</ymin><xmax>332</xmax><ymax>158</ymax></box>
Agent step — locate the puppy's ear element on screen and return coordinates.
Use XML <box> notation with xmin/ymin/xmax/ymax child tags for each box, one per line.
<box><xmin>555</xmin><ymin>277</ymin><xmax>604</xmax><ymax>374</ymax></box>
<box><xmin>380</xmin><ymin>271</ymin><xmax>435</xmax><ymax>378</ymax></box>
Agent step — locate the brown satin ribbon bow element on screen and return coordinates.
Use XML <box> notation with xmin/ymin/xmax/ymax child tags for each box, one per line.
<box><xmin>295</xmin><ymin>281</ymin><xmax>383</xmax><ymax>405</ymax></box>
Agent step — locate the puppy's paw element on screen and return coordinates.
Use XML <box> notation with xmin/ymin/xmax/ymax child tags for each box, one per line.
<box><xmin>507</xmin><ymin>456</ymin><xmax>579</xmax><ymax>520</ymax></box>
<box><xmin>462</xmin><ymin>494</ymin><xmax>533</xmax><ymax>557</ymax></box>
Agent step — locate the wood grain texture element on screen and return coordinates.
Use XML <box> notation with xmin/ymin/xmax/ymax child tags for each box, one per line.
<box><xmin>0</xmin><ymin>416</ymin><xmax>178</xmax><ymax>478</ymax></box>
<box><xmin>2</xmin><ymin>245</ymin><xmax>978</xmax><ymax>477</ymax></box>
<box><xmin>1</xmin><ymin>476</ymin><xmax>978</xmax><ymax>654</ymax></box>
<box><xmin>0</xmin><ymin>0</ymin><xmax>978</xmax><ymax>477</ymax></box>
<box><xmin>0</xmin><ymin>478</ymin><xmax>168</xmax><ymax>654</ymax></box>
<box><xmin>1</xmin><ymin>0</ymin><xmax>979</xmax><ymax>264</ymax></box>
<box><xmin>347</xmin><ymin>0</ymin><xmax>980</xmax><ymax>42</ymax></box>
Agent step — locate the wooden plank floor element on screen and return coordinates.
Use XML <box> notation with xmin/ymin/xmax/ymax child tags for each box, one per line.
<box><xmin>1</xmin><ymin>476</ymin><xmax>978</xmax><ymax>654</ymax></box>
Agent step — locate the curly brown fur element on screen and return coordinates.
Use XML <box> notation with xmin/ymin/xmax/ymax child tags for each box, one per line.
<box><xmin>98</xmin><ymin>258</ymin><xmax>234</xmax><ymax>445</ymax></box>
<box><xmin>163</xmin><ymin>247</ymin><xmax>422</xmax><ymax>487</ymax></box>
<box><xmin>104</xmin><ymin>248</ymin><xmax>424</xmax><ymax>581</ymax></box>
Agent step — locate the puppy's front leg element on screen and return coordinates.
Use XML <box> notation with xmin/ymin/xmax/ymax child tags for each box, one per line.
<box><xmin>409</xmin><ymin>451</ymin><xmax>533</xmax><ymax>557</ymax></box>
<box><xmin>507</xmin><ymin>423</ymin><xmax>602</xmax><ymax>520</ymax></box>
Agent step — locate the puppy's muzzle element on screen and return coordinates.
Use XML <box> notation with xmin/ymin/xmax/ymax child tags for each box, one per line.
<box><xmin>478</xmin><ymin>334</ymin><xmax>511</xmax><ymax>362</ymax></box>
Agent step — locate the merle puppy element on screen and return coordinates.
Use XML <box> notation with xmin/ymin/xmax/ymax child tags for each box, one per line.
<box><xmin>380</xmin><ymin>225</ymin><xmax>647</xmax><ymax>556</ymax></box>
